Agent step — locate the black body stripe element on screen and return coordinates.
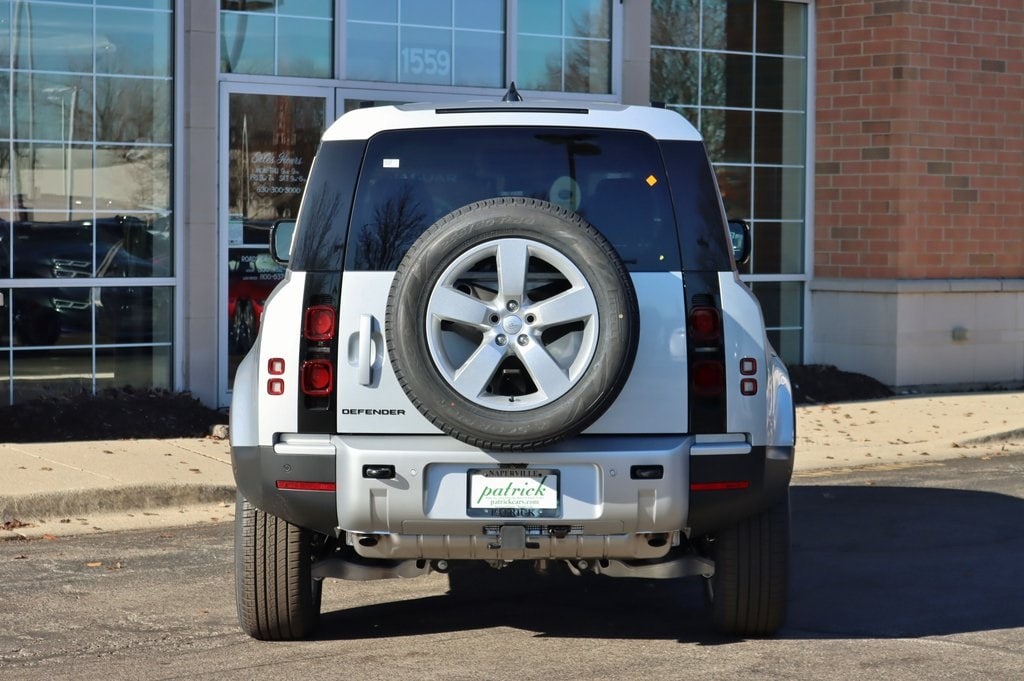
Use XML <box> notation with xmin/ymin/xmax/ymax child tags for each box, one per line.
<box><xmin>683</xmin><ymin>271</ymin><xmax>728</xmax><ymax>434</ymax></box>
<box><xmin>296</xmin><ymin>271</ymin><xmax>340</xmax><ymax>434</ymax></box>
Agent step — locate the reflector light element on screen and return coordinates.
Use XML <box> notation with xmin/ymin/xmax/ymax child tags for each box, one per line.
<box><xmin>268</xmin><ymin>357</ymin><xmax>285</xmax><ymax>375</ymax></box>
<box><xmin>304</xmin><ymin>305</ymin><xmax>337</xmax><ymax>341</ymax></box>
<box><xmin>740</xmin><ymin>378</ymin><xmax>758</xmax><ymax>396</ymax></box>
<box><xmin>301</xmin><ymin>359</ymin><xmax>334</xmax><ymax>396</ymax></box>
<box><xmin>267</xmin><ymin>378</ymin><xmax>285</xmax><ymax>395</ymax></box>
<box><xmin>688</xmin><ymin>307</ymin><xmax>721</xmax><ymax>341</ymax></box>
<box><xmin>691</xmin><ymin>360</ymin><xmax>725</xmax><ymax>396</ymax></box>
<box><xmin>276</xmin><ymin>480</ymin><xmax>337</xmax><ymax>492</ymax></box>
<box><xmin>739</xmin><ymin>357</ymin><xmax>757</xmax><ymax>375</ymax></box>
<box><xmin>690</xmin><ymin>481</ymin><xmax>750</xmax><ymax>492</ymax></box>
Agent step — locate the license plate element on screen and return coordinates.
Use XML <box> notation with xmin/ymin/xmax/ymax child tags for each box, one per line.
<box><xmin>467</xmin><ymin>468</ymin><xmax>560</xmax><ymax>518</ymax></box>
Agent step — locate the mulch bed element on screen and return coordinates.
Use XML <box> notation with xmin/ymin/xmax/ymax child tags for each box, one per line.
<box><xmin>788</xmin><ymin>364</ymin><xmax>892</xmax><ymax>405</ymax></box>
<box><xmin>0</xmin><ymin>388</ymin><xmax>228</xmax><ymax>444</ymax></box>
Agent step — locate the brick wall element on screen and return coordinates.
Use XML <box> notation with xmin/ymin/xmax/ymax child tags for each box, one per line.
<box><xmin>815</xmin><ymin>0</ymin><xmax>1024</xmax><ymax>279</ymax></box>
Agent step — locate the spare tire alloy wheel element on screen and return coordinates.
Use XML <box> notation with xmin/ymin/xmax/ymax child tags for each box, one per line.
<box><xmin>387</xmin><ymin>198</ymin><xmax>639</xmax><ymax>450</ymax></box>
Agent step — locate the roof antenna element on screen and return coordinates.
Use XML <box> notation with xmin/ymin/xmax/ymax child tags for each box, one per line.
<box><xmin>502</xmin><ymin>82</ymin><xmax>524</xmax><ymax>102</ymax></box>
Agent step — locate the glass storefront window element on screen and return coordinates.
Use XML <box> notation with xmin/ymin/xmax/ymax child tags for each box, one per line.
<box><xmin>220</xmin><ymin>1</ymin><xmax>333</xmax><ymax>78</ymax></box>
<box><xmin>516</xmin><ymin>0</ymin><xmax>611</xmax><ymax>93</ymax></box>
<box><xmin>749</xmin><ymin>280</ymin><xmax>803</xmax><ymax>360</ymax></box>
<box><xmin>652</xmin><ymin>0</ymin><xmax>808</xmax><ymax>363</ymax></box>
<box><xmin>345</xmin><ymin>0</ymin><xmax>505</xmax><ymax>87</ymax></box>
<box><xmin>0</xmin><ymin>1</ymin><xmax>174</xmax><ymax>403</ymax></box>
<box><xmin>0</xmin><ymin>284</ymin><xmax>174</xmax><ymax>402</ymax></box>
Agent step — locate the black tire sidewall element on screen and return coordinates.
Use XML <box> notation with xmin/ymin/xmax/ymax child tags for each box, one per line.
<box><xmin>386</xmin><ymin>197</ymin><xmax>639</xmax><ymax>450</ymax></box>
<box><xmin>708</xmin><ymin>494</ymin><xmax>791</xmax><ymax>637</ymax></box>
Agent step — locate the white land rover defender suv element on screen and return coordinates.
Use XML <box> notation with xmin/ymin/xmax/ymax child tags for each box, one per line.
<box><xmin>230</xmin><ymin>95</ymin><xmax>795</xmax><ymax>640</ymax></box>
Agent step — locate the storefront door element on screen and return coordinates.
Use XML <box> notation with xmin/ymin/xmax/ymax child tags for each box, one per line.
<box><xmin>219</xmin><ymin>85</ymin><xmax>333</xmax><ymax>404</ymax></box>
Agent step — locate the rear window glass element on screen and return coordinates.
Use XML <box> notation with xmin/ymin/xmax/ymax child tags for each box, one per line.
<box><xmin>344</xmin><ymin>127</ymin><xmax>681</xmax><ymax>272</ymax></box>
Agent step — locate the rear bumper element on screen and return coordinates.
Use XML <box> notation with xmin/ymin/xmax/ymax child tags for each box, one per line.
<box><xmin>338</xmin><ymin>434</ymin><xmax>696</xmax><ymax>561</ymax></box>
<box><xmin>232</xmin><ymin>435</ymin><xmax>338</xmax><ymax>535</ymax></box>
<box><xmin>232</xmin><ymin>434</ymin><xmax>793</xmax><ymax>557</ymax></box>
<box><xmin>687</xmin><ymin>445</ymin><xmax>794</xmax><ymax>536</ymax></box>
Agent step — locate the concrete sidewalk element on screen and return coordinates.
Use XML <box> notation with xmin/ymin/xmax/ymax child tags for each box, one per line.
<box><xmin>2</xmin><ymin>391</ymin><xmax>1022</xmax><ymax>540</ymax></box>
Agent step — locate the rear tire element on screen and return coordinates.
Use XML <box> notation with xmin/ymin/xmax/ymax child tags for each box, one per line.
<box><xmin>235</xmin><ymin>493</ymin><xmax>322</xmax><ymax>640</ymax></box>
<box><xmin>706</xmin><ymin>494</ymin><xmax>790</xmax><ymax>637</ymax></box>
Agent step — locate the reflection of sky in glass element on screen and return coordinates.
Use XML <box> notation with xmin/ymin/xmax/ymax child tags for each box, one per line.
<box><xmin>346</xmin><ymin>23</ymin><xmax>398</xmax><ymax>81</ymax></box>
<box><xmin>221</xmin><ymin>13</ymin><xmax>275</xmax><ymax>74</ymax></box>
<box><xmin>104</xmin><ymin>0</ymin><xmax>172</xmax><ymax>8</ymax></box>
<box><xmin>279</xmin><ymin>18</ymin><xmax>332</xmax><ymax>78</ymax></box>
<box><xmin>455</xmin><ymin>0</ymin><xmax>503</xmax><ymax>30</ymax></box>
<box><xmin>401</xmin><ymin>0</ymin><xmax>452</xmax><ymax>26</ymax></box>
<box><xmin>220</xmin><ymin>6</ymin><xmax>333</xmax><ymax>77</ymax></box>
<box><xmin>516</xmin><ymin>34</ymin><xmax>560</xmax><ymax>90</ymax></box>
<box><xmin>518</xmin><ymin>0</ymin><xmax>560</xmax><ymax>34</ymax></box>
<box><xmin>279</xmin><ymin>0</ymin><xmax>332</xmax><ymax>19</ymax></box>
<box><xmin>348</xmin><ymin>0</ymin><xmax>398</xmax><ymax>23</ymax></box>
<box><xmin>15</xmin><ymin>4</ymin><xmax>94</xmax><ymax>72</ymax></box>
<box><xmin>96</xmin><ymin>9</ymin><xmax>172</xmax><ymax>77</ymax></box>
<box><xmin>454</xmin><ymin>30</ymin><xmax>503</xmax><ymax>87</ymax></box>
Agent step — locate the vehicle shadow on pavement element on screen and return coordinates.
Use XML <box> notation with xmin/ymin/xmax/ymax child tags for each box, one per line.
<box><xmin>786</xmin><ymin>485</ymin><xmax>1024</xmax><ymax>639</ymax></box>
<box><xmin>314</xmin><ymin>484</ymin><xmax>1024</xmax><ymax>643</ymax></box>
<box><xmin>318</xmin><ymin>568</ymin><xmax>717</xmax><ymax>642</ymax></box>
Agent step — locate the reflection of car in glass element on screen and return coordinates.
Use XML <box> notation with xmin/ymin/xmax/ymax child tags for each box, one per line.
<box><xmin>0</xmin><ymin>216</ymin><xmax>170</xmax><ymax>346</ymax></box>
<box><xmin>228</xmin><ymin>250</ymin><xmax>286</xmax><ymax>355</ymax></box>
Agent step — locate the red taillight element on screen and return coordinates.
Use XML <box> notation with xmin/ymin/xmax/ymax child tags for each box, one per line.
<box><xmin>688</xmin><ymin>307</ymin><xmax>721</xmax><ymax>342</ymax></box>
<box><xmin>267</xmin><ymin>378</ymin><xmax>285</xmax><ymax>395</ymax></box>
<box><xmin>301</xmin><ymin>359</ymin><xmax>334</xmax><ymax>396</ymax></box>
<box><xmin>692</xmin><ymin>360</ymin><xmax>725</xmax><ymax>396</ymax></box>
<box><xmin>268</xmin><ymin>357</ymin><xmax>285</xmax><ymax>375</ymax></box>
<box><xmin>304</xmin><ymin>306</ymin><xmax>337</xmax><ymax>341</ymax></box>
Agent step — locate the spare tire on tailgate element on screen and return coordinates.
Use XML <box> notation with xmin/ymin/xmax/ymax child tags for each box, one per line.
<box><xmin>386</xmin><ymin>197</ymin><xmax>639</xmax><ymax>451</ymax></box>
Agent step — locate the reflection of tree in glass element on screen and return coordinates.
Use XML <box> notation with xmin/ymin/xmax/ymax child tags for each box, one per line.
<box><xmin>355</xmin><ymin>184</ymin><xmax>428</xmax><ymax>271</ymax></box>
<box><xmin>651</xmin><ymin>0</ymin><xmax>700</xmax><ymax>106</ymax></box>
<box><xmin>291</xmin><ymin>191</ymin><xmax>344</xmax><ymax>270</ymax></box>
<box><xmin>95</xmin><ymin>77</ymin><xmax>170</xmax><ymax>147</ymax></box>
<box><xmin>651</xmin><ymin>0</ymin><xmax>728</xmax><ymax>159</ymax></box>
<box><xmin>535</xmin><ymin>2</ymin><xmax>611</xmax><ymax>93</ymax></box>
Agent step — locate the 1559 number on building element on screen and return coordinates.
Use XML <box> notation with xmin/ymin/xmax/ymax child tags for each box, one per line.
<box><xmin>400</xmin><ymin>47</ymin><xmax>451</xmax><ymax>78</ymax></box>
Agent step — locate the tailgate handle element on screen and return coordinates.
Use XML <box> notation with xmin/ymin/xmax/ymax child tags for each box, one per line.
<box><xmin>358</xmin><ymin>314</ymin><xmax>374</xmax><ymax>386</ymax></box>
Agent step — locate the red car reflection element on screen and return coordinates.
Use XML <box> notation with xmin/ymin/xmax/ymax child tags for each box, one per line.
<box><xmin>228</xmin><ymin>251</ymin><xmax>285</xmax><ymax>355</ymax></box>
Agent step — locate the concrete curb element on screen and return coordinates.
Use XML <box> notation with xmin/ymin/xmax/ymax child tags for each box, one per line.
<box><xmin>958</xmin><ymin>428</ymin><xmax>1024</xmax><ymax>446</ymax></box>
<box><xmin>0</xmin><ymin>483</ymin><xmax>236</xmax><ymax>523</ymax></box>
